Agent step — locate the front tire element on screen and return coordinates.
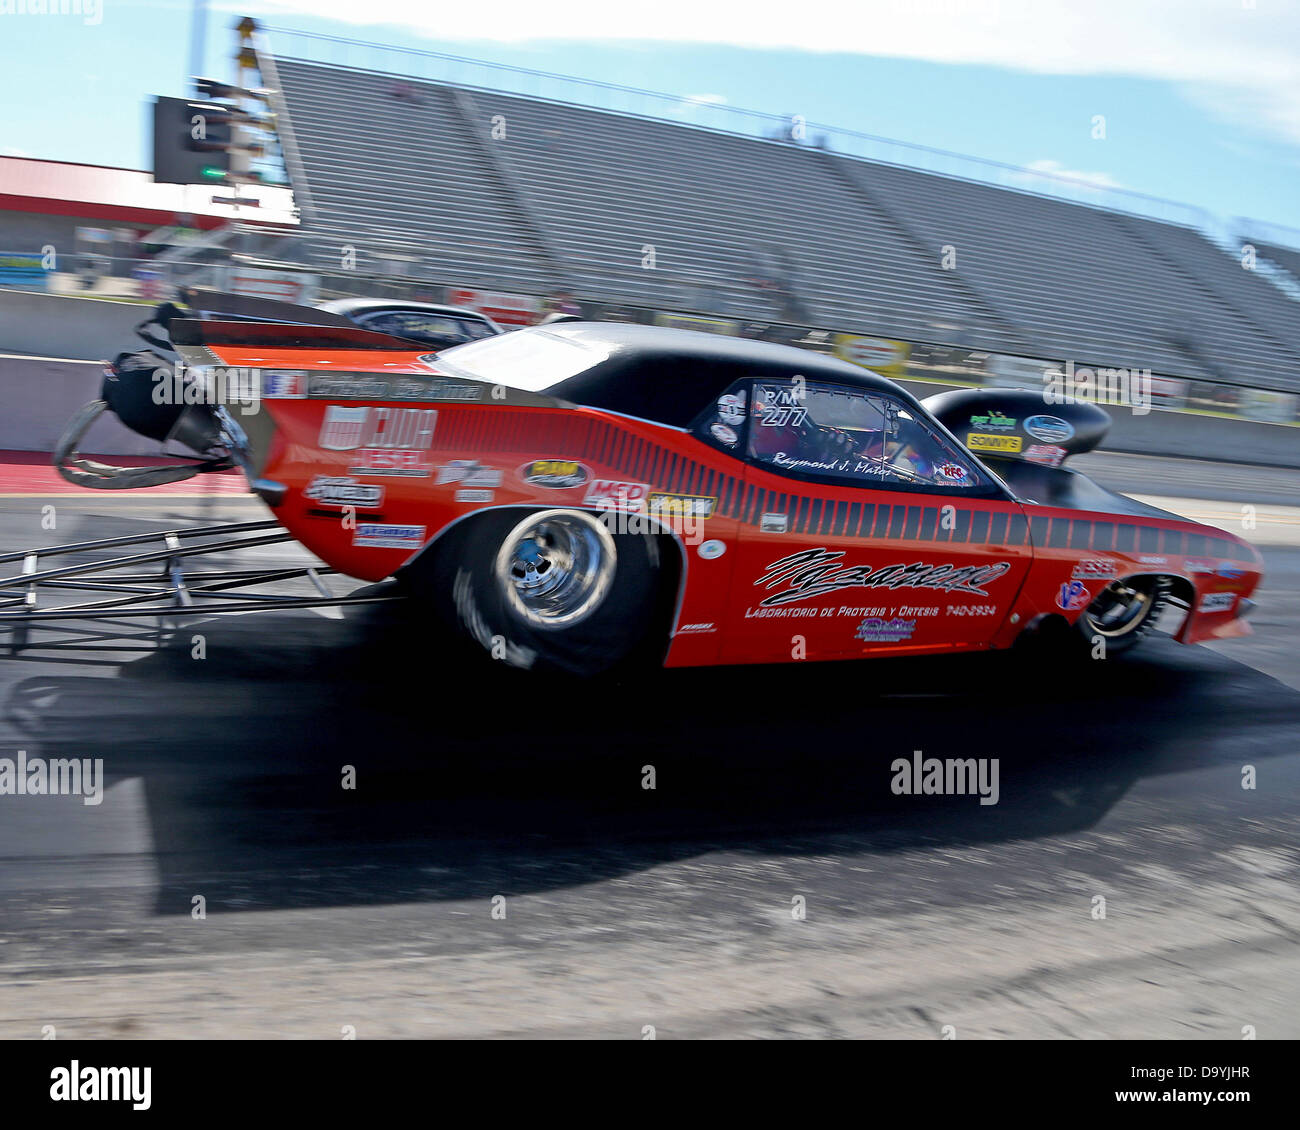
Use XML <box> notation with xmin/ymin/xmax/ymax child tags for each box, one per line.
<box><xmin>1075</xmin><ymin>575</ymin><xmax>1171</xmax><ymax>654</ymax></box>
<box><xmin>413</xmin><ymin>509</ymin><xmax>670</xmax><ymax>677</ymax></box>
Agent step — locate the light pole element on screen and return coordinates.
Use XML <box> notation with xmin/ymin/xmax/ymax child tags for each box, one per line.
<box><xmin>188</xmin><ymin>0</ymin><xmax>209</xmax><ymax>94</ymax></box>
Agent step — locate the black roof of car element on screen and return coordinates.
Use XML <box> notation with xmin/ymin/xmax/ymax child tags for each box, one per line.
<box><xmin>532</xmin><ymin>322</ymin><xmax>914</xmax><ymax>428</ymax></box>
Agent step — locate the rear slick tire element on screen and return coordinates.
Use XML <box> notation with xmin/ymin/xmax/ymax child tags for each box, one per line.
<box><xmin>418</xmin><ymin>509</ymin><xmax>668</xmax><ymax>677</ymax></box>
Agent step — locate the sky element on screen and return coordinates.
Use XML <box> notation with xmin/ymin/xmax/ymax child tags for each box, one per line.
<box><xmin>0</xmin><ymin>0</ymin><xmax>1297</xmax><ymax>237</ymax></box>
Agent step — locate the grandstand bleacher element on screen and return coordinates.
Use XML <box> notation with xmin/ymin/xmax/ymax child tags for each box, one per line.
<box><xmin>1256</xmin><ymin>241</ymin><xmax>1300</xmax><ymax>286</ymax></box>
<box><xmin>260</xmin><ymin>53</ymin><xmax>1300</xmax><ymax>395</ymax></box>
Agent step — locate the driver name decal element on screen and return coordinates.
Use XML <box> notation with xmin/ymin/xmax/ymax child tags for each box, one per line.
<box><xmin>754</xmin><ymin>548</ymin><xmax>1012</xmax><ymax>607</ymax></box>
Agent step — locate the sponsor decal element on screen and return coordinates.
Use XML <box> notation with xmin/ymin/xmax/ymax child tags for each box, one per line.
<box><xmin>1185</xmin><ymin>559</ymin><xmax>1215</xmax><ymax>574</ymax></box>
<box><xmin>648</xmin><ymin>492</ymin><xmax>716</xmax><ymax>519</ymax></box>
<box><xmin>947</xmin><ymin>604</ymin><xmax>999</xmax><ymax>616</ymax></box>
<box><xmin>1199</xmin><ymin>591</ymin><xmax>1236</xmax><ymax>613</ymax></box>
<box><xmin>756</xmin><ymin>387</ymin><xmax>808</xmax><ymax>427</ymax></box>
<box><xmin>303</xmin><ymin>475</ymin><xmax>384</xmax><ymax>508</ymax></box>
<box><xmin>319</xmin><ymin>406</ymin><xmax>369</xmax><ymax>451</ymax></box>
<box><xmin>320</xmin><ymin>406</ymin><xmax>437</xmax><ymax>452</ymax></box>
<box><xmin>710</xmin><ymin>422</ymin><xmax>738</xmax><ymax>446</ymax></box>
<box><xmin>584</xmin><ymin>480</ymin><xmax>650</xmax><ymax>510</ymax></box>
<box><xmin>454</xmin><ymin>489</ymin><xmax>494</xmax><ymax>503</ymax></box>
<box><xmin>937</xmin><ymin>461</ymin><xmax>969</xmax><ymax>482</ymax></box>
<box><xmin>854</xmin><ymin>616</ymin><xmax>916</xmax><ymax>643</ymax></box>
<box><xmin>743</xmin><ymin>603</ymin><xmax>941</xmax><ymax>620</ymax></box>
<box><xmin>435</xmin><ymin>460</ymin><xmax>503</xmax><ymax>487</ymax></box>
<box><xmin>407</xmin><ymin>377</ymin><xmax>482</xmax><ymax>402</ymax></box>
<box><xmin>677</xmin><ymin>622</ymin><xmax>716</xmax><ymax>634</ymax></box>
<box><xmin>262</xmin><ymin>370</ymin><xmax>307</xmax><ymax>398</ymax></box>
<box><xmin>1057</xmin><ymin>580</ymin><xmax>1092</xmax><ymax>611</ymax></box>
<box><xmin>1023</xmin><ymin>443</ymin><xmax>1067</xmax><ymax>467</ymax></box>
<box><xmin>308</xmin><ymin>373</ymin><xmax>482</xmax><ymax>402</ymax></box>
<box><xmin>760</xmin><ymin>512</ymin><xmax>789</xmax><ymax>533</ymax></box>
<box><xmin>1072</xmin><ymin>558</ymin><xmax>1117</xmax><ymax>580</ymax></box>
<box><xmin>1024</xmin><ymin>414</ymin><xmax>1075</xmax><ymax>443</ymax></box>
<box><xmin>754</xmin><ymin>548</ymin><xmax>1012</xmax><ymax>607</ymax></box>
<box><xmin>348</xmin><ymin>450</ymin><xmax>434</xmax><ymax>477</ymax></box>
<box><xmin>309</xmin><ymin>374</ymin><xmax>392</xmax><ymax>400</ymax></box>
<box><xmin>770</xmin><ymin>453</ymin><xmax>850</xmax><ymax>473</ymax></box>
<box><xmin>969</xmin><ymin>410</ymin><xmax>1017</xmax><ymax>430</ymax></box>
<box><xmin>967</xmin><ymin>432</ymin><xmax>1022</xmax><ymax>453</ymax></box>
<box><xmin>1138</xmin><ymin>555</ymin><xmax>1168</xmax><ymax>566</ymax></box>
<box><xmin>698</xmin><ymin>539</ymin><xmax>727</xmax><ymax>560</ymax></box>
<box><xmin>519</xmin><ymin>459</ymin><xmax>590</xmax><ymax>488</ymax></box>
<box><xmin>717</xmin><ymin>392</ymin><xmax>746</xmax><ymax>425</ymax></box>
<box><xmin>353</xmin><ymin>523</ymin><xmax>427</xmax><ymax>549</ymax></box>
<box><xmin>1217</xmin><ymin>565</ymin><xmax>1245</xmax><ymax>580</ymax></box>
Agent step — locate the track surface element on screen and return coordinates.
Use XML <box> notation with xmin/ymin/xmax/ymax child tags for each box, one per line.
<box><xmin>0</xmin><ymin>451</ymin><xmax>1298</xmax><ymax>1038</ymax></box>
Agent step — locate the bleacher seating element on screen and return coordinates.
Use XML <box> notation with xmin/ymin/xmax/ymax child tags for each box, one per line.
<box><xmin>264</xmin><ymin>55</ymin><xmax>1300</xmax><ymax>393</ymax></box>
<box><xmin>1255</xmin><ymin>241</ymin><xmax>1300</xmax><ymax>285</ymax></box>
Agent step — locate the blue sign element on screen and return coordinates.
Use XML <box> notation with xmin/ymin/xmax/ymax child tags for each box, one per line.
<box><xmin>0</xmin><ymin>252</ymin><xmax>48</xmax><ymax>286</ymax></box>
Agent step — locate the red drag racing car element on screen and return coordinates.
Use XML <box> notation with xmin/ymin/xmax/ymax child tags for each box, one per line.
<box><xmin>56</xmin><ymin>320</ymin><xmax>1262</xmax><ymax>675</ymax></box>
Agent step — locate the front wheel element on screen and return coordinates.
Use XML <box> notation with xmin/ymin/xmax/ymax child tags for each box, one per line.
<box><xmin>410</xmin><ymin>509</ymin><xmax>671</xmax><ymax>676</ymax></box>
<box><xmin>1075</xmin><ymin>575</ymin><xmax>1171</xmax><ymax>654</ymax></box>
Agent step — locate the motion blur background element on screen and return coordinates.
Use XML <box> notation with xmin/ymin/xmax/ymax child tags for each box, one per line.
<box><xmin>1</xmin><ymin>1</ymin><xmax>1299</xmax><ymax>1041</ymax></box>
<box><xmin>1</xmin><ymin>0</ymin><xmax>1299</xmax><ymax>463</ymax></box>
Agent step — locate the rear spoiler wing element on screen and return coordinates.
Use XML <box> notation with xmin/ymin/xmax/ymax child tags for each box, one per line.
<box><xmin>169</xmin><ymin>318</ymin><xmax>423</xmax><ymax>353</ymax></box>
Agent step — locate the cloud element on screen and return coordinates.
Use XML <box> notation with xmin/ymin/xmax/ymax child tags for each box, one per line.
<box><xmin>239</xmin><ymin>0</ymin><xmax>1300</xmax><ymax>145</ymax></box>
<box><xmin>1019</xmin><ymin>159</ymin><xmax>1125</xmax><ymax>192</ymax></box>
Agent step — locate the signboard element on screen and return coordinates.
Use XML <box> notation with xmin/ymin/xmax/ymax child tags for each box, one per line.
<box><xmin>653</xmin><ymin>312</ymin><xmax>740</xmax><ymax>336</ymax></box>
<box><xmin>983</xmin><ymin>353</ymin><xmax>1056</xmax><ymax>390</ymax></box>
<box><xmin>446</xmin><ymin>288</ymin><xmax>542</xmax><ymax>327</ymax></box>
<box><xmin>1238</xmin><ymin>388</ymin><xmax>1299</xmax><ymax>425</ymax></box>
<box><xmin>1147</xmin><ymin>375</ymin><xmax>1189</xmax><ymax>411</ymax></box>
<box><xmin>226</xmin><ymin>267</ymin><xmax>319</xmax><ymax>305</ymax></box>
<box><xmin>131</xmin><ymin>266</ymin><xmax>166</xmax><ymax>302</ymax></box>
<box><xmin>832</xmin><ymin>334</ymin><xmax>911</xmax><ymax>381</ymax></box>
<box><xmin>0</xmin><ymin>252</ymin><xmax>48</xmax><ymax>287</ymax></box>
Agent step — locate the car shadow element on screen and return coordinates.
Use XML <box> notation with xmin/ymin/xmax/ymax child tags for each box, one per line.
<box><xmin>2</xmin><ymin>594</ymin><xmax>1298</xmax><ymax>916</ymax></box>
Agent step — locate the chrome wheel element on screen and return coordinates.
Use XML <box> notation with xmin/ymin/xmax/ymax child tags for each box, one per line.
<box><xmin>1080</xmin><ymin>577</ymin><xmax>1164</xmax><ymax>640</ymax></box>
<box><xmin>493</xmin><ymin>510</ymin><xmax>617</xmax><ymax>630</ymax></box>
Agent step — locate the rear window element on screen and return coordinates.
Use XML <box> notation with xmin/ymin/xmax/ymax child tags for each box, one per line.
<box><xmin>435</xmin><ymin>331</ymin><xmax>609</xmax><ymax>390</ymax></box>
